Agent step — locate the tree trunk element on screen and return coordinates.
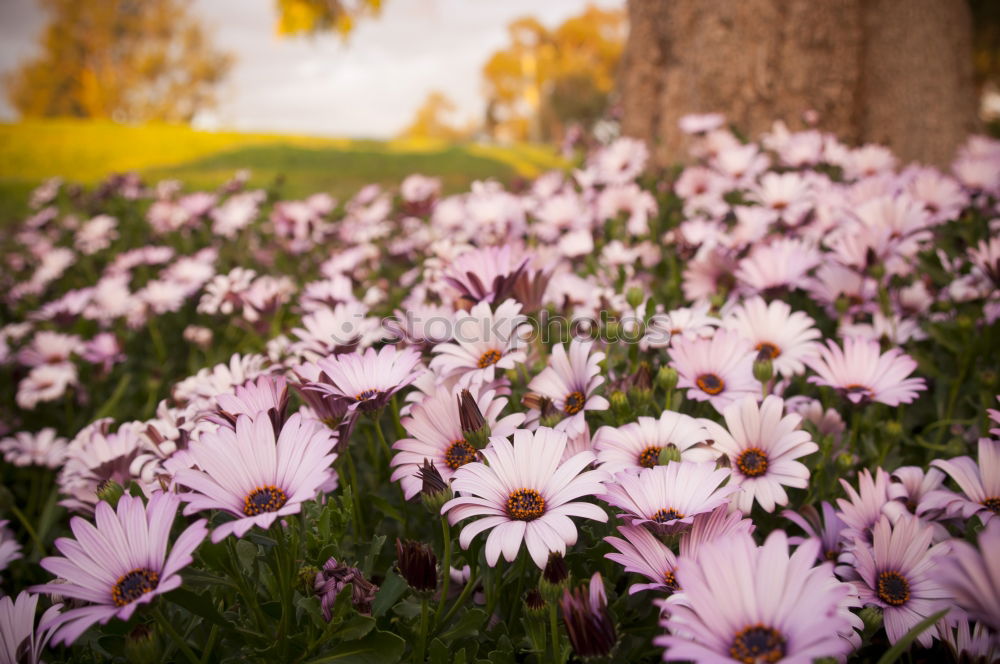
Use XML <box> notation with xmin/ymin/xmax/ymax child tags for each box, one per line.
<box><xmin>620</xmin><ymin>0</ymin><xmax>979</xmax><ymax>168</ymax></box>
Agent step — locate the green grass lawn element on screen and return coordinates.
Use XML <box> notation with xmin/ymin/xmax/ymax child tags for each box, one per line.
<box><xmin>0</xmin><ymin>120</ymin><xmax>566</xmax><ymax>223</ymax></box>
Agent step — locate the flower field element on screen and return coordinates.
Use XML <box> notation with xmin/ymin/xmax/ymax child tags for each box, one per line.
<box><xmin>1</xmin><ymin>118</ymin><xmax>999</xmax><ymax>663</ymax></box>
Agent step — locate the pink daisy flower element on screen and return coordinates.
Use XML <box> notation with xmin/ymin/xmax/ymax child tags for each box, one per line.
<box><xmin>701</xmin><ymin>395</ymin><xmax>817</xmax><ymax>513</ymax></box>
<box><xmin>0</xmin><ymin>520</ymin><xmax>23</xmax><ymax>572</ymax></box>
<box><xmin>922</xmin><ymin>438</ymin><xmax>1000</xmax><ymax>525</ymax></box>
<box><xmin>0</xmin><ymin>592</ymin><xmax>60</xmax><ymax>664</ymax></box>
<box><xmin>599</xmin><ymin>462</ymin><xmax>737</xmax><ymax>532</ymax></box>
<box><xmin>305</xmin><ymin>345</ymin><xmax>423</xmax><ymax>413</ymax></box>
<box><xmin>783</xmin><ymin>501</ymin><xmax>849</xmax><ymax>563</ymax></box>
<box><xmin>430</xmin><ymin>299</ymin><xmax>528</xmax><ymax>383</ymax></box>
<box><xmin>604</xmin><ymin>524</ymin><xmax>679</xmax><ymax>594</ymax></box>
<box><xmin>836</xmin><ymin>467</ymin><xmax>894</xmax><ymax>546</ymax></box>
<box><xmin>31</xmin><ymin>493</ymin><xmax>207</xmax><ymax>646</ymax></box>
<box><xmin>525</xmin><ymin>338</ymin><xmax>608</xmax><ymax>437</ymax></box>
<box><xmin>175</xmin><ymin>412</ymin><xmax>337</xmax><ymax>542</ymax></box>
<box><xmin>441</xmin><ymin>427</ymin><xmax>608</xmax><ymax>569</ymax></box>
<box><xmin>722</xmin><ymin>296</ymin><xmax>821</xmax><ymax>377</ymax></box>
<box><xmin>656</xmin><ymin>530</ymin><xmax>857</xmax><ymax>664</ymax></box>
<box><xmin>734</xmin><ymin>238</ymin><xmax>821</xmax><ymax>294</ymax></box>
<box><xmin>0</xmin><ymin>427</ymin><xmax>68</xmax><ymax>468</ymax></box>
<box><xmin>939</xmin><ymin>520</ymin><xmax>1000</xmax><ymax>633</ymax></box>
<box><xmin>593</xmin><ymin>411</ymin><xmax>717</xmax><ymax>475</ymax></box>
<box><xmin>390</xmin><ymin>384</ymin><xmax>525</xmax><ymax>500</ymax></box>
<box><xmin>669</xmin><ymin>329</ymin><xmax>760</xmax><ymax>412</ymax></box>
<box><xmin>444</xmin><ymin>245</ymin><xmax>530</xmax><ymax>305</ymax></box>
<box><xmin>806</xmin><ymin>337</ymin><xmax>926</xmax><ymax>406</ymax></box>
<box><xmin>850</xmin><ymin>514</ymin><xmax>951</xmax><ymax>647</ymax></box>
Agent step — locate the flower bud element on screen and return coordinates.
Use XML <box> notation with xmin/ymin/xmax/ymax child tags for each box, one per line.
<box><xmin>655</xmin><ymin>366</ymin><xmax>678</xmax><ymax>392</ymax></box>
<box><xmin>859</xmin><ymin>606</ymin><xmax>883</xmax><ymax>636</ymax></box>
<box><xmin>96</xmin><ymin>479</ymin><xmax>125</xmax><ymax>508</ymax></box>
<box><xmin>561</xmin><ymin>573</ymin><xmax>617</xmax><ymax>658</ymax></box>
<box><xmin>658</xmin><ymin>445</ymin><xmax>682</xmax><ymax>465</ymax></box>
<box><xmin>125</xmin><ymin>624</ymin><xmax>160</xmax><ymax>664</ymax></box>
<box><xmin>417</xmin><ymin>459</ymin><xmax>452</xmax><ymax>512</ymax></box>
<box><xmin>752</xmin><ymin>357</ymin><xmax>773</xmax><ymax>384</ymax></box>
<box><xmin>610</xmin><ymin>390</ymin><xmax>629</xmax><ymax>418</ymax></box>
<box><xmin>625</xmin><ymin>287</ymin><xmax>645</xmax><ymax>310</ymax></box>
<box><xmin>395</xmin><ymin>538</ymin><xmax>438</xmax><ymax>593</ymax></box>
<box><xmin>540</xmin><ymin>552</ymin><xmax>570</xmax><ymax>602</ymax></box>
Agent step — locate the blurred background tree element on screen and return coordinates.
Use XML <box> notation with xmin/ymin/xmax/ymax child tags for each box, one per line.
<box><xmin>398</xmin><ymin>90</ymin><xmax>475</xmax><ymax>141</ymax></box>
<box><xmin>620</xmin><ymin>0</ymin><xmax>983</xmax><ymax>167</ymax></box>
<box><xmin>5</xmin><ymin>0</ymin><xmax>233</xmax><ymax>124</ymax></box>
<box><xmin>481</xmin><ymin>6</ymin><xmax>625</xmax><ymax>143</ymax></box>
<box><xmin>274</xmin><ymin>0</ymin><xmax>382</xmax><ymax>36</ymax></box>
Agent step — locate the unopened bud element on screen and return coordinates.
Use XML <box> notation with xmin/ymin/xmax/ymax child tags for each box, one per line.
<box><xmin>417</xmin><ymin>459</ymin><xmax>452</xmax><ymax>512</ymax></box>
<box><xmin>752</xmin><ymin>357</ymin><xmax>773</xmax><ymax>383</ymax></box>
<box><xmin>457</xmin><ymin>389</ymin><xmax>485</xmax><ymax>434</ymax></box>
<box><xmin>96</xmin><ymin>479</ymin><xmax>125</xmax><ymax>508</ymax></box>
<box><xmin>125</xmin><ymin>624</ymin><xmax>160</xmax><ymax>664</ymax></box>
<box><xmin>395</xmin><ymin>538</ymin><xmax>438</xmax><ymax>593</ymax></box>
<box><xmin>540</xmin><ymin>552</ymin><xmax>570</xmax><ymax>602</ymax></box>
<box><xmin>656</xmin><ymin>366</ymin><xmax>678</xmax><ymax>392</ymax></box>
<box><xmin>625</xmin><ymin>287</ymin><xmax>645</xmax><ymax>310</ymax></box>
<box><xmin>859</xmin><ymin>606</ymin><xmax>883</xmax><ymax>636</ymax></box>
<box><xmin>298</xmin><ymin>565</ymin><xmax>321</xmax><ymax>594</ymax></box>
<box><xmin>610</xmin><ymin>391</ymin><xmax>629</xmax><ymax>418</ymax></box>
<box><xmin>658</xmin><ymin>445</ymin><xmax>682</xmax><ymax>465</ymax></box>
<box><xmin>885</xmin><ymin>421</ymin><xmax>902</xmax><ymax>438</ymax></box>
<box><xmin>524</xmin><ymin>588</ymin><xmax>547</xmax><ymax>614</ymax></box>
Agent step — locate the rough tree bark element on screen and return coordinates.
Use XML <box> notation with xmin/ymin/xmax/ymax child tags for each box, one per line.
<box><xmin>620</xmin><ymin>0</ymin><xmax>979</xmax><ymax>167</ymax></box>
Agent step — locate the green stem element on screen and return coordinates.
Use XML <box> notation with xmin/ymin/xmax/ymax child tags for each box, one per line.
<box><xmin>548</xmin><ymin>600</ymin><xmax>560</xmax><ymax>663</ymax></box>
<box><xmin>153</xmin><ymin>605</ymin><xmax>200</xmax><ymax>664</ymax></box>
<box><xmin>372</xmin><ymin>414</ymin><xmax>393</xmax><ymax>467</ymax></box>
<box><xmin>438</xmin><ymin>573</ymin><xmax>479</xmax><ymax>629</ymax></box>
<box><xmin>9</xmin><ymin>504</ymin><xmax>44</xmax><ymax>555</ymax></box>
<box><xmin>415</xmin><ymin>597</ymin><xmax>430</xmax><ymax>663</ymax></box>
<box><xmin>345</xmin><ymin>453</ymin><xmax>366</xmax><ymax>535</ymax></box>
<box><xmin>433</xmin><ymin>517</ymin><xmax>452</xmax><ymax>630</ymax></box>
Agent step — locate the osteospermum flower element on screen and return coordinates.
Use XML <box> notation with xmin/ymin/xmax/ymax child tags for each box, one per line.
<box><xmin>441</xmin><ymin>427</ymin><xmax>608</xmax><ymax>568</ymax></box>
<box><xmin>430</xmin><ymin>299</ymin><xmax>528</xmax><ymax>383</ymax></box>
<box><xmin>390</xmin><ymin>384</ymin><xmax>525</xmax><ymax>499</ymax></box>
<box><xmin>656</xmin><ymin>530</ymin><xmax>856</xmax><ymax>664</ymax></box>
<box><xmin>599</xmin><ymin>462</ymin><xmax>737</xmax><ymax>532</ymax></box>
<box><xmin>939</xmin><ymin>520</ymin><xmax>1000</xmax><ymax>633</ymax></box>
<box><xmin>807</xmin><ymin>337</ymin><xmax>926</xmax><ymax>406</ymax></box>
<box><xmin>30</xmin><ymin>493</ymin><xmax>207</xmax><ymax>646</ymax></box>
<box><xmin>175</xmin><ymin>413</ymin><xmax>338</xmax><ymax>542</ymax></box>
<box><xmin>525</xmin><ymin>338</ymin><xmax>608</xmax><ymax>437</ymax></box>
<box><xmin>0</xmin><ymin>427</ymin><xmax>68</xmax><ymax>468</ymax></box>
<box><xmin>850</xmin><ymin>514</ymin><xmax>951</xmax><ymax>647</ymax></box>
<box><xmin>722</xmin><ymin>296</ymin><xmax>821</xmax><ymax>377</ymax></box>
<box><xmin>0</xmin><ymin>592</ymin><xmax>60</xmax><ymax>664</ymax></box>
<box><xmin>922</xmin><ymin>437</ymin><xmax>1000</xmax><ymax>525</ymax></box>
<box><xmin>306</xmin><ymin>345</ymin><xmax>423</xmax><ymax>413</ymax></box>
<box><xmin>836</xmin><ymin>467</ymin><xmax>894</xmax><ymax>546</ymax></box>
<box><xmin>593</xmin><ymin>411</ymin><xmax>716</xmax><ymax>475</ymax></box>
<box><xmin>605</xmin><ymin>524</ymin><xmax>679</xmax><ymax>594</ymax></box>
<box><xmin>669</xmin><ymin>329</ymin><xmax>760</xmax><ymax>412</ymax></box>
<box><xmin>783</xmin><ymin>501</ymin><xmax>850</xmax><ymax>563</ymax></box>
<box><xmin>702</xmin><ymin>395</ymin><xmax>817</xmax><ymax>513</ymax></box>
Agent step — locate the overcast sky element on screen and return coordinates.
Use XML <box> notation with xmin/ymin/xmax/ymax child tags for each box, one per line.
<box><xmin>0</xmin><ymin>0</ymin><xmax>622</xmax><ymax>138</ymax></box>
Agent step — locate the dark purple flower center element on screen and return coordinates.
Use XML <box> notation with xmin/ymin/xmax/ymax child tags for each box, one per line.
<box><xmin>112</xmin><ymin>568</ymin><xmax>160</xmax><ymax>607</ymax></box>
<box><xmin>730</xmin><ymin>624</ymin><xmax>786</xmax><ymax>664</ymax></box>
<box><xmin>755</xmin><ymin>342</ymin><xmax>781</xmax><ymax>360</ymax></box>
<box><xmin>477</xmin><ymin>349</ymin><xmax>502</xmax><ymax>368</ymax></box>
<box><xmin>444</xmin><ymin>439</ymin><xmax>478</xmax><ymax>470</ymax></box>
<box><xmin>696</xmin><ymin>372</ymin><xmax>725</xmax><ymax>395</ymax></box>
<box><xmin>563</xmin><ymin>390</ymin><xmax>586</xmax><ymax>415</ymax></box>
<box><xmin>652</xmin><ymin>507</ymin><xmax>684</xmax><ymax>523</ymax></box>
<box><xmin>877</xmin><ymin>570</ymin><xmax>911</xmax><ymax>606</ymax></box>
<box><xmin>244</xmin><ymin>485</ymin><xmax>288</xmax><ymax>516</ymax></box>
<box><xmin>507</xmin><ymin>488</ymin><xmax>545</xmax><ymax>521</ymax></box>
<box><xmin>982</xmin><ymin>497</ymin><xmax>1000</xmax><ymax>514</ymax></box>
<box><xmin>638</xmin><ymin>445</ymin><xmax>662</xmax><ymax>469</ymax></box>
<box><xmin>736</xmin><ymin>447</ymin><xmax>769</xmax><ymax>477</ymax></box>
<box><xmin>354</xmin><ymin>388</ymin><xmax>382</xmax><ymax>402</ymax></box>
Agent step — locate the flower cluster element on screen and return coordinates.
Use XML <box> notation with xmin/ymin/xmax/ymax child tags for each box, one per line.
<box><xmin>0</xmin><ymin>119</ymin><xmax>999</xmax><ymax>662</ymax></box>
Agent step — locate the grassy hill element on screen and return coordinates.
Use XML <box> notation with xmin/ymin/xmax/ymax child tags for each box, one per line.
<box><xmin>0</xmin><ymin>120</ymin><xmax>567</xmax><ymax>222</ymax></box>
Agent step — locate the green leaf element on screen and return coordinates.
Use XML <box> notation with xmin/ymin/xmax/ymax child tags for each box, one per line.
<box><xmin>236</xmin><ymin>539</ymin><xmax>257</xmax><ymax>572</ymax></box>
<box><xmin>167</xmin><ymin>588</ymin><xmax>229</xmax><ymax>629</ymax></box>
<box><xmin>335</xmin><ymin>614</ymin><xmax>375</xmax><ymax>641</ymax></box>
<box><xmin>372</xmin><ymin>571</ymin><xmax>407</xmax><ymax>617</ymax></box>
<box><xmin>360</xmin><ymin>534</ymin><xmax>385</xmax><ymax>577</ymax></box>
<box><xmin>438</xmin><ymin>608</ymin><xmax>488</xmax><ymax>642</ymax></box>
<box><xmin>304</xmin><ymin>629</ymin><xmax>405</xmax><ymax>664</ymax></box>
<box><xmin>875</xmin><ymin>608</ymin><xmax>949</xmax><ymax>664</ymax></box>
